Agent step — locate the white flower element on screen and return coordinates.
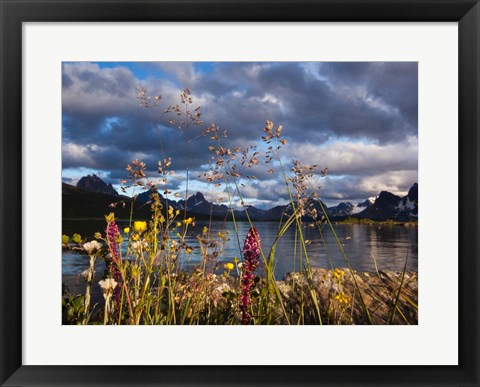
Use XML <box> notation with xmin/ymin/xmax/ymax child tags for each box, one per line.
<box><xmin>83</xmin><ymin>240</ymin><xmax>102</xmax><ymax>254</ymax></box>
<box><xmin>99</xmin><ymin>278</ymin><xmax>118</xmax><ymax>299</ymax></box>
<box><xmin>132</xmin><ymin>241</ymin><xmax>149</xmax><ymax>251</ymax></box>
<box><xmin>99</xmin><ymin>278</ymin><xmax>117</xmax><ymax>291</ymax></box>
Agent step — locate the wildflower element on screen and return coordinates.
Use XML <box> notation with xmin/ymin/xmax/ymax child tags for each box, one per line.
<box><xmin>81</xmin><ymin>240</ymin><xmax>100</xmax><ymax>324</ymax></box>
<box><xmin>224</xmin><ymin>262</ymin><xmax>234</xmax><ymax>271</ymax></box>
<box><xmin>105</xmin><ymin>212</ymin><xmax>115</xmax><ymax>223</ymax></box>
<box><xmin>183</xmin><ymin>217</ymin><xmax>194</xmax><ymax>225</ymax></box>
<box><xmin>99</xmin><ymin>278</ymin><xmax>118</xmax><ymax>298</ymax></box>
<box><xmin>62</xmin><ymin>235</ymin><xmax>69</xmax><ymax>244</ymax></box>
<box><xmin>94</xmin><ymin>232</ymin><xmax>102</xmax><ymax>239</ymax></box>
<box><xmin>124</xmin><ymin>227</ymin><xmax>130</xmax><ymax>233</ymax></box>
<box><xmin>335</xmin><ymin>291</ymin><xmax>350</xmax><ymax>305</ymax></box>
<box><xmin>105</xmin><ymin>216</ymin><xmax>123</xmax><ymax>305</ymax></box>
<box><xmin>132</xmin><ymin>241</ymin><xmax>148</xmax><ymax>251</ymax></box>
<box><xmin>134</xmin><ymin>221</ymin><xmax>147</xmax><ymax>233</ymax></box>
<box><xmin>176</xmin><ymin>222</ymin><xmax>182</xmax><ymax>228</ymax></box>
<box><xmin>185</xmin><ymin>246</ymin><xmax>193</xmax><ymax>254</ymax></box>
<box><xmin>131</xmin><ymin>265</ymin><xmax>140</xmax><ymax>279</ymax></box>
<box><xmin>132</xmin><ymin>234</ymin><xmax>140</xmax><ymax>241</ymax></box>
<box><xmin>99</xmin><ymin>277</ymin><xmax>117</xmax><ymax>325</ymax></box>
<box><xmin>72</xmin><ymin>233</ymin><xmax>82</xmax><ymax>243</ymax></box>
<box><xmin>82</xmin><ymin>248</ymin><xmax>98</xmax><ymax>325</ymax></box>
<box><xmin>83</xmin><ymin>240</ymin><xmax>102</xmax><ymax>255</ymax></box>
<box><xmin>240</xmin><ymin>227</ymin><xmax>261</xmax><ymax>325</ymax></box>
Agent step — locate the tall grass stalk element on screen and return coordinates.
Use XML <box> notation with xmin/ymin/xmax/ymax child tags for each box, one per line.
<box><xmin>316</xmin><ymin>200</ymin><xmax>374</xmax><ymax>324</ymax></box>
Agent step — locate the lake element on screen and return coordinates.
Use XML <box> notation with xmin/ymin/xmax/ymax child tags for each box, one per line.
<box><xmin>63</xmin><ymin>219</ymin><xmax>418</xmax><ymax>280</ymax></box>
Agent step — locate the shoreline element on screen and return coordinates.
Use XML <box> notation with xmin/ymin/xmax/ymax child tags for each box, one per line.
<box><xmin>63</xmin><ymin>267</ymin><xmax>417</xmax><ymax>325</ymax></box>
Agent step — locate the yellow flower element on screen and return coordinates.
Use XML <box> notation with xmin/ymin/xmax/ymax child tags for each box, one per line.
<box><xmin>62</xmin><ymin>235</ymin><xmax>69</xmax><ymax>244</ymax></box>
<box><xmin>202</xmin><ymin>226</ymin><xmax>208</xmax><ymax>234</ymax></box>
<box><xmin>132</xmin><ymin>234</ymin><xmax>140</xmax><ymax>241</ymax></box>
<box><xmin>134</xmin><ymin>221</ymin><xmax>147</xmax><ymax>233</ymax></box>
<box><xmin>105</xmin><ymin>212</ymin><xmax>115</xmax><ymax>223</ymax></box>
<box><xmin>224</xmin><ymin>262</ymin><xmax>234</xmax><ymax>271</ymax></box>
<box><xmin>233</xmin><ymin>257</ymin><xmax>239</xmax><ymax>264</ymax></box>
<box><xmin>124</xmin><ymin>227</ymin><xmax>130</xmax><ymax>233</ymax></box>
<box><xmin>335</xmin><ymin>291</ymin><xmax>349</xmax><ymax>304</ymax></box>
<box><xmin>185</xmin><ymin>246</ymin><xmax>193</xmax><ymax>254</ymax></box>
<box><xmin>72</xmin><ymin>233</ymin><xmax>82</xmax><ymax>243</ymax></box>
<box><xmin>131</xmin><ymin>265</ymin><xmax>140</xmax><ymax>279</ymax></box>
<box><xmin>218</xmin><ymin>231</ymin><xmax>226</xmax><ymax>240</ymax></box>
<box><xmin>183</xmin><ymin>217</ymin><xmax>194</xmax><ymax>225</ymax></box>
<box><xmin>176</xmin><ymin>222</ymin><xmax>182</xmax><ymax>228</ymax></box>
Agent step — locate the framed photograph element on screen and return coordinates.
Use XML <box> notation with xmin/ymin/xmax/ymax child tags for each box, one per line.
<box><xmin>1</xmin><ymin>0</ymin><xmax>479</xmax><ymax>386</ymax></box>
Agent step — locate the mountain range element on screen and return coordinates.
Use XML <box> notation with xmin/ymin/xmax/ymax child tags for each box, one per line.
<box><xmin>62</xmin><ymin>175</ymin><xmax>418</xmax><ymax>221</ymax></box>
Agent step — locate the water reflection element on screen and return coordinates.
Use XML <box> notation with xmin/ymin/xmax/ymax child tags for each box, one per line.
<box><xmin>63</xmin><ymin>220</ymin><xmax>418</xmax><ymax>279</ymax></box>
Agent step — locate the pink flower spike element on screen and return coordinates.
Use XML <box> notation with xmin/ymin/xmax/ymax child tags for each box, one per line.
<box><xmin>240</xmin><ymin>227</ymin><xmax>261</xmax><ymax>325</ymax></box>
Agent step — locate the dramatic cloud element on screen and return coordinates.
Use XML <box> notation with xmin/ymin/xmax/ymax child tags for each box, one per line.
<box><xmin>287</xmin><ymin>136</ymin><xmax>418</xmax><ymax>177</ymax></box>
<box><xmin>62</xmin><ymin>61</ymin><xmax>418</xmax><ymax>207</ymax></box>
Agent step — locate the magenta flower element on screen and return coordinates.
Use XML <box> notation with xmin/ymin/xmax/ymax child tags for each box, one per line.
<box><xmin>105</xmin><ymin>219</ymin><xmax>123</xmax><ymax>305</ymax></box>
<box><xmin>241</xmin><ymin>227</ymin><xmax>261</xmax><ymax>325</ymax></box>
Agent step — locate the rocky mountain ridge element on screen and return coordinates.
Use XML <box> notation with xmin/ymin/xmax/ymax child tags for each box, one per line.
<box><xmin>76</xmin><ymin>174</ymin><xmax>118</xmax><ymax>197</ymax></box>
<box><xmin>66</xmin><ymin>176</ymin><xmax>418</xmax><ymax>221</ymax></box>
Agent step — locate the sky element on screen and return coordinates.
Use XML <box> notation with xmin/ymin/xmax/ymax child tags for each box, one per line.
<box><xmin>62</xmin><ymin>62</ymin><xmax>418</xmax><ymax>209</ymax></box>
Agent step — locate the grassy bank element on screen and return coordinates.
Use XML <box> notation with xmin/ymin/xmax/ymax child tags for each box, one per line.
<box><xmin>63</xmin><ymin>266</ymin><xmax>417</xmax><ymax>325</ymax></box>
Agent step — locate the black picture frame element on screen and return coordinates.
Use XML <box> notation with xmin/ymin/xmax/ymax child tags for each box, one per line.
<box><xmin>1</xmin><ymin>1</ymin><xmax>479</xmax><ymax>386</ymax></box>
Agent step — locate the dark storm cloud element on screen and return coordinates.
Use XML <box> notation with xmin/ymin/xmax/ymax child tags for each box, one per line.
<box><xmin>319</xmin><ymin>62</ymin><xmax>418</xmax><ymax>129</ymax></box>
<box><xmin>62</xmin><ymin>63</ymin><xmax>217</xmax><ymax>174</ymax></box>
<box><xmin>187</xmin><ymin>62</ymin><xmax>417</xmax><ymax>144</ymax></box>
<box><xmin>62</xmin><ymin>61</ymin><xmax>418</xmax><ymax>204</ymax></box>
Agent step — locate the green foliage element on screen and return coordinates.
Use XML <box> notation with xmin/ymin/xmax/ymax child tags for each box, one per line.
<box><xmin>62</xmin><ymin>285</ymin><xmax>85</xmax><ymax>325</ymax></box>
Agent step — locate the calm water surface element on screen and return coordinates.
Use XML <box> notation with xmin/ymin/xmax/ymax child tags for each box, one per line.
<box><xmin>63</xmin><ymin>220</ymin><xmax>417</xmax><ymax>279</ymax></box>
